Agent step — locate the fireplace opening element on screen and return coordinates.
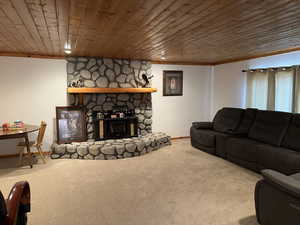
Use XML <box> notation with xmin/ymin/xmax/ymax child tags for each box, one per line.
<box><xmin>92</xmin><ymin>106</ymin><xmax>138</xmax><ymax>140</ymax></box>
<box><xmin>109</xmin><ymin>120</ymin><xmax>126</xmax><ymax>138</ymax></box>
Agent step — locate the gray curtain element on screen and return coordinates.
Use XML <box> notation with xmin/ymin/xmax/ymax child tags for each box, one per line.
<box><xmin>246</xmin><ymin>69</ymin><xmax>274</xmax><ymax>110</ymax></box>
<box><xmin>293</xmin><ymin>66</ymin><xmax>300</xmax><ymax>113</ymax></box>
<box><xmin>267</xmin><ymin>69</ymin><xmax>275</xmax><ymax>110</ymax></box>
<box><xmin>246</xmin><ymin>71</ymin><xmax>253</xmax><ymax>108</ymax></box>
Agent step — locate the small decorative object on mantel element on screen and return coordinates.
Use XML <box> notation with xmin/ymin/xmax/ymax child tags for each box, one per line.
<box><xmin>68</xmin><ymin>78</ymin><xmax>84</xmax><ymax>88</ymax></box>
<box><xmin>142</xmin><ymin>74</ymin><xmax>153</xmax><ymax>88</ymax></box>
<box><xmin>163</xmin><ymin>70</ymin><xmax>183</xmax><ymax>96</ymax></box>
<box><xmin>56</xmin><ymin>106</ymin><xmax>86</xmax><ymax>144</ymax></box>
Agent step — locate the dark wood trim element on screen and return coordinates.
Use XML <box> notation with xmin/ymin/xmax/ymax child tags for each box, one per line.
<box><xmin>151</xmin><ymin>61</ymin><xmax>213</xmax><ymax>66</ymax></box>
<box><xmin>0</xmin><ymin>151</ymin><xmax>50</xmax><ymax>159</ymax></box>
<box><xmin>171</xmin><ymin>136</ymin><xmax>190</xmax><ymax>140</ymax></box>
<box><xmin>0</xmin><ymin>52</ymin><xmax>65</xmax><ymax>59</ymax></box>
<box><xmin>213</xmin><ymin>47</ymin><xmax>300</xmax><ymax>65</ymax></box>
<box><xmin>2</xmin><ymin>45</ymin><xmax>300</xmax><ymax>66</ymax></box>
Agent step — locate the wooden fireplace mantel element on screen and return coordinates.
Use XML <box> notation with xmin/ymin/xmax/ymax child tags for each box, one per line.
<box><xmin>67</xmin><ymin>87</ymin><xmax>157</xmax><ymax>94</ymax></box>
<box><xmin>68</xmin><ymin>87</ymin><xmax>157</xmax><ymax>105</ymax></box>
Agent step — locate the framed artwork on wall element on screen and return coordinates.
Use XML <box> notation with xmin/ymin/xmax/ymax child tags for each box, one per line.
<box><xmin>56</xmin><ymin>106</ymin><xmax>86</xmax><ymax>144</ymax></box>
<box><xmin>163</xmin><ymin>70</ymin><xmax>183</xmax><ymax>96</ymax></box>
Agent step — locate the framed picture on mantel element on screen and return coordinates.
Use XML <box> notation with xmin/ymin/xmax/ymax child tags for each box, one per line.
<box><xmin>163</xmin><ymin>70</ymin><xmax>183</xmax><ymax>96</ymax></box>
<box><xmin>56</xmin><ymin>106</ymin><xmax>86</xmax><ymax>144</ymax></box>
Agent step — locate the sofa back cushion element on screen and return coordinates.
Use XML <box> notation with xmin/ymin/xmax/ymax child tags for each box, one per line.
<box><xmin>248</xmin><ymin>110</ymin><xmax>292</xmax><ymax>146</ymax></box>
<box><xmin>213</xmin><ymin>107</ymin><xmax>244</xmax><ymax>133</ymax></box>
<box><xmin>235</xmin><ymin>108</ymin><xmax>258</xmax><ymax>134</ymax></box>
<box><xmin>282</xmin><ymin>114</ymin><xmax>300</xmax><ymax>151</ymax></box>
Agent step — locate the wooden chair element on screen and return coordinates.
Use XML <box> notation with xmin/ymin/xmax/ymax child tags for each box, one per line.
<box><xmin>18</xmin><ymin>121</ymin><xmax>47</xmax><ymax>165</ymax></box>
<box><xmin>0</xmin><ymin>181</ymin><xmax>30</xmax><ymax>225</ymax></box>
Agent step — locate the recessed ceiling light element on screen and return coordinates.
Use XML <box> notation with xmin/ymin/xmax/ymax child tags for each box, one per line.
<box><xmin>64</xmin><ymin>49</ymin><xmax>71</xmax><ymax>54</ymax></box>
<box><xmin>161</xmin><ymin>56</ymin><xmax>166</xmax><ymax>60</ymax></box>
<box><xmin>64</xmin><ymin>42</ymin><xmax>71</xmax><ymax>54</ymax></box>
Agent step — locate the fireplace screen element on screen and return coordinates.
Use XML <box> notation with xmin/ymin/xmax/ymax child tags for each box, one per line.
<box><xmin>94</xmin><ymin>117</ymin><xmax>138</xmax><ymax>140</ymax></box>
<box><xmin>108</xmin><ymin>120</ymin><xmax>127</xmax><ymax>138</ymax></box>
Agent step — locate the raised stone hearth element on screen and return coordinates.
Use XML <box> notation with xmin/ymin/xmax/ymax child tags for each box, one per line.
<box><xmin>52</xmin><ymin>56</ymin><xmax>171</xmax><ymax>160</ymax></box>
<box><xmin>51</xmin><ymin>132</ymin><xmax>171</xmax><ymax>160</ymax></box>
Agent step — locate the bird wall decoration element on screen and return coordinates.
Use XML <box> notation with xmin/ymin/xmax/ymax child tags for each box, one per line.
<box><xmin>142</xmin><ymin>74</ymin><xmax>153</xmax><ymax>88</ymax></box>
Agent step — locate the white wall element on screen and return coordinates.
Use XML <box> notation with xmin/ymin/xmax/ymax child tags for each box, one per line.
<box><xmin>0</xmin><ymin>57</ymin><xmax>67</xmax><ymax>155</ymax></box>
<box><xmin>152</xmin><ymin>64</ymin><xmax>212</xmax><ymax>137</ymax></box>
<box><xmin>0</xmin><ymin>58</ymin><xmax>212</xmax><ymax>156</ymax></box>
<box><xmin>211</xmin><ymin>50</ymin><xmax>300</xmax><ymax>118</ymax></box>
<box><xmin>3</xmin><ymin>50</ymin><xmax>298</xmax><ymax>155</ymax></box>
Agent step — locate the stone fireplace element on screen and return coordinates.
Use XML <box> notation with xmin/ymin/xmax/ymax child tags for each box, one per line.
<box><xmin>67</xmin><ymin>57</ymin><xmax>153</xmax><ymax>139</ymax></box>
<box><xmin>51</xmin><ymin>56</ymin><xmax>171</xmax><ymax>160</ymax></box>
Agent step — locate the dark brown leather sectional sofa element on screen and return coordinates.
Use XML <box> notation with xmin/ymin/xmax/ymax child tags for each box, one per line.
<box><xmin>190</xmin><ymin>107</ymin><xmax>300</xmax><ymax>175</ymax></box>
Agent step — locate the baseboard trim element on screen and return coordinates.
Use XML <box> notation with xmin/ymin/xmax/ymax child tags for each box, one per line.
<box><xmin>171</xmin><ymin>136</ymin><xmax>190</xmax><ymax>140</ymax></box>
<box><xmin>0</xmin><ymin>152</ymin><xmax>51</xmax><ymax>159</ymax></box>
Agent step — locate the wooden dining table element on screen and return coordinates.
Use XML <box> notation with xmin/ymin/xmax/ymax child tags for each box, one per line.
<box><xmin>0</xmin><ymin>124</ymin><xmax>39</xmax><ymax>168</ymax></box>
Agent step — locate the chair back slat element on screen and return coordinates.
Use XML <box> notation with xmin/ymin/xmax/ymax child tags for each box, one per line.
<box><xmin>36</xmin><ymin>121</ymin><xmax>47</xmax><ymax>146</ymax></box>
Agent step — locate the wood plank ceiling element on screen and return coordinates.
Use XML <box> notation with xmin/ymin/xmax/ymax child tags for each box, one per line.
<box><xmin>0</xmin><ymin>0</ymin><xmax>299</xmax><ymax>64</ymax></box>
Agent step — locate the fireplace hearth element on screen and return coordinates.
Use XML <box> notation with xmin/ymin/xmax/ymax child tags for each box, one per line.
<box><xmin>51</xmin><ymin>56</ymin><xmax>171</xmax><ymax>160</ymax></box>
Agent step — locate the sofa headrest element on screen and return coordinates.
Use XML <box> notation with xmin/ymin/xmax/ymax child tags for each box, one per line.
<box><xmin>213</xmin><ymin>107</ymin><xmax>245</xmax><ymax>133</ymax></box>
<box><xmin>236</xmin><ymin>108</ymin><xmax>258</xmax><ymax>134</ymax></box>
<box><xmin>282</xmin><ymin>114</ymin><xmax>300</xmax><ymax>151</ymax></box>
<box><xmin>248</xmin><ymin>110</ymin><xmax>292</xmax><ymax>146</ymax></box>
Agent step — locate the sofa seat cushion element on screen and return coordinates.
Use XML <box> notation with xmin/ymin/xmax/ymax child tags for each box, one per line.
<box><xmin>213</xmin><ymin>107</ymin><xmax>245</xmax><ymax>133</ymax></box>
<box><xmin>248</xmin><ymin>110</ymin><xmax>292</xmax><ymax>146</ymax></box>
<box><xmin>190</xmin><ymin>127</ymin><xmax>218</xmax><ymax>148</ymax></box>
<box><xmin>215</xmin><ymin>133</ymin><xmax>235</xmax><ymax>158</ymax></box>
<box><xmin>226</xmin><ymin>137</ymin><xmax>262</xmax><ymax>163</ymax></box>
<box><xmin>257</xmin><ymin>145</ymin><xmax>300</xmax><ymax>175</ymax></box>
<box><xmin>282</xmin><ymin>114</ymin><xmax>300</xmax><ymax>152</ymax></box>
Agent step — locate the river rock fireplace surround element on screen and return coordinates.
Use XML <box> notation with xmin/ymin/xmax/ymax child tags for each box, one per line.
<box><xmin>51</xmin><ymin>57</ymin><xmax>171</xmax><ymax>160</ymax></box>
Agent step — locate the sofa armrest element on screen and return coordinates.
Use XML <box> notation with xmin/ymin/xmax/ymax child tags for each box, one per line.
<box><xmin>4</xmin><ymin>181</ymin><xmax>30</xmax><ymax>225</ymax></box>
<box><xmin>192</xmin><ymin>122</ymin><xmax>213</xmax><ymax>129</ymax></box>
<box><xmin>262</xmin><ymin>169</ymin><xmax>300</xmax><ymax>198</ymax></box>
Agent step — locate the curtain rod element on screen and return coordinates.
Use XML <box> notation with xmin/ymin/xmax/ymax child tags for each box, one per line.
<box><xmin>242</xmin><ymin>64</ymin><xmax>300</xmax><ymax>72</ymax></box>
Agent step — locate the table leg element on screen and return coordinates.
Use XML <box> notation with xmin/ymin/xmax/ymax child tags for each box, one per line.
<box><xmin>24</xmin><ymin>134</ymin><xmax>33</xmax><ymax>168</ymax></box>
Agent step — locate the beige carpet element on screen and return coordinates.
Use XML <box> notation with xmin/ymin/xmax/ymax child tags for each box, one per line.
<box><xmin>0</xmin><ymin>139</ymin><xmax>261</xmax><ymax>225</ymax></box>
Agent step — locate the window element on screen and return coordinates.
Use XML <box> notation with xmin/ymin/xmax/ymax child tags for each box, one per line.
<box><xmin>247</xmin><ymin>71</ymin><xmax>268</xmax><ymax>110</ymax></box>
<box><xmin>275</xmin><ymin>70</ymin><xmax>293</xmax><ymax>112</ymax></box>
<box><xmin>247</xmin><ymin>67</ymin><xmax>299</xmax><ymax>113</ymax></box>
